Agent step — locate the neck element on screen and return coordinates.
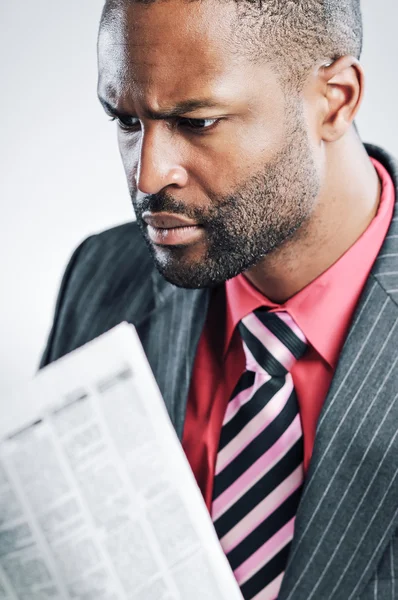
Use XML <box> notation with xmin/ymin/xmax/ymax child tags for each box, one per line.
<box><xmin>244</xmin><ymin>129</ymin><xmax>381</xmax><ymax>304</ymax></box>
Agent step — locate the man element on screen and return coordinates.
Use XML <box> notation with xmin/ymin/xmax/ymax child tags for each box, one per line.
<box><xmin>40</xmin><ymin>0</ymin><xmax>398</xmax><ymax>598</ymax></box>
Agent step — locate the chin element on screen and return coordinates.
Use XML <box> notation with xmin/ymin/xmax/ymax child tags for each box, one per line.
<box><xmin>155</xmin><ymin>264</ymin><xmax>218</xmax><ymax>289</ymax></box>
<box><xmin>153</xmin><ymin>253</ymin><xmax>253</xmax><ymax>290</ymax></box>
<box><xmin>150</xmin><ymin>246</ymin><xmax>218</xmax><ymax>289</ymax></box>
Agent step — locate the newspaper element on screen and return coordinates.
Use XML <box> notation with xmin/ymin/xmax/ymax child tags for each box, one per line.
<box><xmin>0</xmin><ymin>323</ymin><xmax>243</xmax><ymax>600</ymax></box>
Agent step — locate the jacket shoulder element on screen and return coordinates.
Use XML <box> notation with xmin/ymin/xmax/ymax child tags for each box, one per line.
<box><xmin>40</xmin><ymin>221</ymin><xmax>156</xmax><ymax>366</ymax></box>
<box><xmin>366</xmin><ymin>144</ymin><xmax>398</xmax><ymax>306</ymax></box>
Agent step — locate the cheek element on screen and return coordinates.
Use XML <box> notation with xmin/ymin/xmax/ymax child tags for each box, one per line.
<box><xmin>299</xmin><ymin>99</ymin><xmax>326</xmax><ymax>176</ymax></box>
<box><xmin>191</xmin><ymin>119</ymin><xmax>287</xmax><ymax>196</ymax></box>
<box><xmin>117</xmin><ymin>132</ymin><xmax>141</xmax><ymax>191</ymax></box>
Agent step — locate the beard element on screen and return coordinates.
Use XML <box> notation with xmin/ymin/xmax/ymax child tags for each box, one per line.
<box><xmin>132</xmin><ymin>106</ymin><xmax>321</xmax><ymax>289</ymax></box>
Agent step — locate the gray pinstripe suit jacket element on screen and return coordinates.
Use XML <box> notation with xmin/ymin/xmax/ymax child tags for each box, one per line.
<box><xmin>41</xmin><ymin>144</ymin><xmax>398</xmax><ymax>599</ymax></box>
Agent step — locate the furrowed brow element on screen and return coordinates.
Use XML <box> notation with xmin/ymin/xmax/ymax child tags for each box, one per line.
<box><xmin>98</xmin><ymin>96</ymin><xmax>223</xmax><ymax>119</ymax></box>
<box><xmin>145</xmin><ymin>99</ymin><xmax>222</xmax><ymax>119</ymax></box>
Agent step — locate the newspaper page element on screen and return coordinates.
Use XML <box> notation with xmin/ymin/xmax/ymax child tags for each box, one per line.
<box><xmin>0</xmin><ymin>323</ymin><xmax>244</xmax><ymax>600</ymax></box>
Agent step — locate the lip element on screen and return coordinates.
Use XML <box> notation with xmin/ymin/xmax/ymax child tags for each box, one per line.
<box><xmin>142</xmin><ymin>211</ymin><xmax>204</xmax><ymax>246</ymax></box>
<box><xmin>142</xmin><ymin>212</ymin><xmax>199</xmax><ymax>229</ymax></box>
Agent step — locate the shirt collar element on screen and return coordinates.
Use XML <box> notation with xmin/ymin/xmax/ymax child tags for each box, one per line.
<box><xmin>225</xmin><ymin>158</ymin><xmax>395</xmax><ymax>367</ymax></box>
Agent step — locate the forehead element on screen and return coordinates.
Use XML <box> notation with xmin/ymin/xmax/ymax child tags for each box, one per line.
<box><xmin>98</xmin><ymin>0</ymin><xmax>246</xmax><ymax>108</ymax></box>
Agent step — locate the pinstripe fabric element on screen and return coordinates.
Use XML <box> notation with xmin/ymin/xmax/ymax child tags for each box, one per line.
<box><xmin>40</xmin><ymin>223</ymin><xmax>210</xmax><ymax>439</ymax></box>
<box><xmin>41</xmin><ymin>144</ymin><xmax>398</xmax><ymax>598</ymax></box>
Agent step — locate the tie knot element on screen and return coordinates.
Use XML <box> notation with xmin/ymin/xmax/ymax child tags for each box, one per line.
<box><xmin>238</xmin><ymin>310</ymin><xmax>308</xmax><ymax>377</ymax></box>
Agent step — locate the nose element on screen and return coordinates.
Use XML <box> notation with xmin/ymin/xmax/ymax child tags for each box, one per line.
<box><xmin>134</xmin><ymin>124</ymin><xmax>189</xmax><ymax>195</ymax></box>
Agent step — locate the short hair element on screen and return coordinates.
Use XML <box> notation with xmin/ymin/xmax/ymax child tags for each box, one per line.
<box><xmin>100</xmin><ymin>0</ymin><xmax>363</xmax><ymax>88</ymax></box>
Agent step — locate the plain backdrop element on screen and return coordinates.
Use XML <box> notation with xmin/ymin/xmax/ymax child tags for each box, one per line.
<box><xmin>0</xmin><ymin>0</ymin><xmax>397</xmax><ymax>396</ymax></box>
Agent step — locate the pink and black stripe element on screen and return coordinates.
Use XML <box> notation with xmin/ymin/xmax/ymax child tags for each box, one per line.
<box><xmin>212</xmin><ymin>311</ymin><xmax>308</xmax><ymax>600</ymax></box>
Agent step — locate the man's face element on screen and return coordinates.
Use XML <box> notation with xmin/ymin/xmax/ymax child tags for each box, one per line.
<box><xmin>98</xmin><ymin>0</ymin><xmax>321</xmax><ymax>288</ymax></box>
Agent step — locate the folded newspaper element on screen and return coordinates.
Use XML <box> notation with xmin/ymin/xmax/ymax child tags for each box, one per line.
<box><xmin>0</xmin><ymin>323</ymin><xmax>244</xmax><ymax>600</ymax></box>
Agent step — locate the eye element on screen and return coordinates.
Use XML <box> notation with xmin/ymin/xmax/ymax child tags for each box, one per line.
<box><xmin>179</xmin><ymin>117</ymin><xmax>219</xmax><ymax>131</ymax></box>
<box><xmin>108</xmin><ymin>115</ymin><xmax>220</xmax><ymax>133</ymax></box>
<box><xmin>110</xmin><ymin>116</ymin><xmax>141</xmax><ymax>131</ymax></box>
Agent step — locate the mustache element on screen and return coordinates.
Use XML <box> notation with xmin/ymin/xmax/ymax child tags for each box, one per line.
<box><xmin>134</xmin><ymin>191</ymin><xmax>209</xmax><ymax>222</ymax></box>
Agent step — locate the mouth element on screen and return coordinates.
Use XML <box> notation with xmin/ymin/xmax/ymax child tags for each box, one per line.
<box><xmin>142</xmin><ymin>212</ymin><xmax>204</xmax><ymax>246</ymax></box>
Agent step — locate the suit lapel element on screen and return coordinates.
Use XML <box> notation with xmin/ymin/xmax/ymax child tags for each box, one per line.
<box><xmin>135</xmin><ymin>271</ymin><xmax>210</xmax><ymax>439</ymax></box>
<box><xmin>279</xmin><ymin>148</ymin><xmax>398</xmax><ymax>600</ymax></box>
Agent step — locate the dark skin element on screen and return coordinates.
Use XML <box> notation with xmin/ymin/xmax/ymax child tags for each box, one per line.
<box><xmin>98</xmin><ymin>0</ymin><xmax>381</xmax><ymax>303</ymax></box>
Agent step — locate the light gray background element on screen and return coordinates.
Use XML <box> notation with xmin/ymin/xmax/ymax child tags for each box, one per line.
<box><xmin>0</xmin><ymin>0</ymin><xmax>396</xmax><ymax>396</ymax></box>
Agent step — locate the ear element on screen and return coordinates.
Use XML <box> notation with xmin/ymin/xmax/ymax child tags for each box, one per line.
<box><xmin>319</xmin><ymin>56</ymin><xmax>364</xmax><ymax>142</ymax></box>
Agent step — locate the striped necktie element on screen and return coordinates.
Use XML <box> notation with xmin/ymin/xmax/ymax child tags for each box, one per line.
<box><xmin>212</xmin><ymin>310</ymin><xmax>308</xmax><ymax>600</ymax></box>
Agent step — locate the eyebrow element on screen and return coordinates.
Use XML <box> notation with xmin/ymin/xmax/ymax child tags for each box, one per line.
<box><xmin>98</xmin><ymin>96</ymin><xmax>223</xmax><ymax>120</ymax></box>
